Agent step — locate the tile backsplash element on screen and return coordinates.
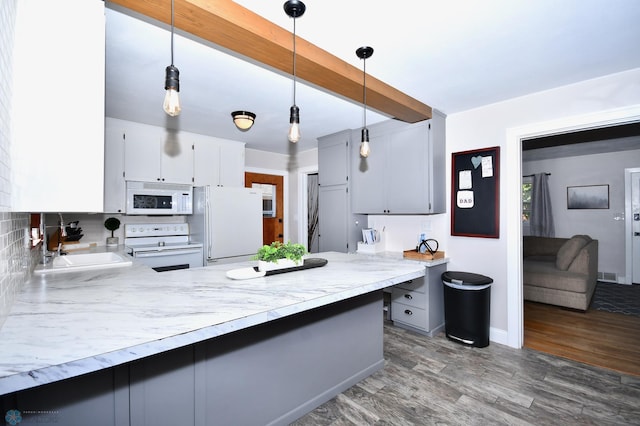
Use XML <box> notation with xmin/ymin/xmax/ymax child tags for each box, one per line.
<box><xmin>0</xmin><ymin>212</ymin><xmax>32</xmax><ymax>328</ymax></box>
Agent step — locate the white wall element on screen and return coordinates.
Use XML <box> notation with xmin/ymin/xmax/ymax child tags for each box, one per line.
<box><xmin>523</xmin><ymin>146</ymin><xmax>640</xmax><ymax>281</ymax></box>
<box><xmin>447</xmin><ymin>68</ymin><xmax>640</xmax><ymax>345</ymax></box>
<box><xmin>372</xmin><ymin>68</ymin><xmax>640</xmax><ymax>346</ymax></box>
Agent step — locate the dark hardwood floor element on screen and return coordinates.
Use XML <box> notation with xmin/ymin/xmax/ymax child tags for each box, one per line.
<box><xmin>524</xmin><ymin>300</ymin><xmax>640</xmax><ymax>377</ymax></box>
<box><xmin>292</xmin><ymin>320</ymin><xmax>640</xmax><ymax>425</ymax></box>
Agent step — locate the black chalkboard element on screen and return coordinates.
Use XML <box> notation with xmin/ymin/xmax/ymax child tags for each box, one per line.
<box><xmin>451</xmin><ymin>147</ymin><xmax>500</xmax><ymax>238</ymax></box>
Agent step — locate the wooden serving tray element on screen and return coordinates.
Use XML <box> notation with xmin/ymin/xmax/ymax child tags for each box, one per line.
<box><xmin>403</xmin><ymin>250</ymin><xmax>445</xmax><ymax>261</ymax></box>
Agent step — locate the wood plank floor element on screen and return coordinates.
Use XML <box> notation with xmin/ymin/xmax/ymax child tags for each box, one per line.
<box><xmin>292</xmin><ymin>320</ymin><xmax>640</xmax><ymax>425</ymax></box>
<box><xmin>524</xmin><ymin>301</ymin><xmax>640</xmax><ymax>377</ymax></box>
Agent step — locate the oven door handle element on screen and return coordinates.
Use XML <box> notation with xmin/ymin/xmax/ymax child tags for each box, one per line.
<box><xmin>134</xmin><ymin>249</ymin><xmax>202</xmax><ymax>258</ymax></box>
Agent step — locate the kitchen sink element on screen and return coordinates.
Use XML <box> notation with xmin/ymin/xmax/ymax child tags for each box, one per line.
<box><xmin>34</xmin><ymin>251</ymin><xmax>133</xmax><ymax>275</ymax></box>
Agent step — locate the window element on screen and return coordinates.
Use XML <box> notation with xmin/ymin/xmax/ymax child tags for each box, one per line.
<box><xmin>522</xmin><ymin>176</ymin><xmax>533</xmax><ymax>222</ymax></box>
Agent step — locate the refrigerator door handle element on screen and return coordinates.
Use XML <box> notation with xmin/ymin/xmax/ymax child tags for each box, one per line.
<box><xmin>205</xmin><ymin>187</ymin><xmax>212</xmax><ymax>259</ymax></box>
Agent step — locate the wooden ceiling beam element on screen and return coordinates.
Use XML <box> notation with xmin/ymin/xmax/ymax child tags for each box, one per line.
<box><xmin>108</xmin><ymin>0</ymin><xmax>432</xmax><ymax>122</ymax></box>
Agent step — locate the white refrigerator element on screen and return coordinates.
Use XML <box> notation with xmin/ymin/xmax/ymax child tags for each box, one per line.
<box><xmin>188</xmin><ymin>186</ymin><xmax>263</xmax><ymax>264</ymax></box>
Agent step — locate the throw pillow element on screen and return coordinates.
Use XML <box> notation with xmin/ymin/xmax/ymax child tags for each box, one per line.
<box><xmin>556</xmin><ymin>235</ymin><xmax>589</xmax><ymax>271</ymax></box>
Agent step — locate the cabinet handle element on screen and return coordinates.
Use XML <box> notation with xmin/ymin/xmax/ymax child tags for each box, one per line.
<box><xmin>404</xmin><ymin>309</ymin><xmax>413</xmax><ymax>316</ymax></box>
<box><xmin>404</xmin><ymin>294</ymin><xmax>413</xmax><ymax>300</ymax></box>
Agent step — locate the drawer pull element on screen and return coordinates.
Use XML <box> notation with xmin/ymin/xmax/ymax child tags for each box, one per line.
<box><xmin>404</xmin><ymin>309</ymin><xmax>413</xmax><ymax>316</ymax></box>
<box><xmin>404</xmin><ymin>294</ymin><xmax>413</xmax><ymax>300</ymax></box>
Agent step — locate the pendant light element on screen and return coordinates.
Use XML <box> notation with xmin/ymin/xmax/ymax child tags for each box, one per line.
<box><xmin>356</xmin><ymin>46</ymin><xmax>373</xmax><ymax>157</ymax></box>
<box><xmin>284</xmin><ymin>0</ymin><xmax>306</xmax><ymax>143</ymax></box>
<box><xmin>163</xmin><ymin>0</ymin><xmax>181</xmax><ymax>116</ymax></box>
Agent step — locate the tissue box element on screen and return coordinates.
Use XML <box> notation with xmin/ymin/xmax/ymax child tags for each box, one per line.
<box><xmin>357</xmin><ymin>242</ymin><xmax>384</xmax><ymax>254</ymax></box>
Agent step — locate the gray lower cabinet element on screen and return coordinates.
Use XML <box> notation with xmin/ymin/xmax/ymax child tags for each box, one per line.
<box><xmin>391</xmin><ymin>263</ymin><xmax>447</xmax><ymax>337</ymax></box>
<box><xmin>1</xmin><ymin>292</ymin><xmax>383</xmax><ymax>426</ymax></box>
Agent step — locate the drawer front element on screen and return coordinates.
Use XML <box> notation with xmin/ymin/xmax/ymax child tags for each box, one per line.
<box><xmin>391</xmin><ymin>287</ymin><xmax>426</xmax><ymax>309</ymax></box>
<box><xmin>395</xmin><ymin>277</ymin><xmax>426</xmax><ymax>293</ymax></box>
<box><xmin>391</xmin><ymin>301</ymin><xmax>427</xmax><ymax>330</ymax></box>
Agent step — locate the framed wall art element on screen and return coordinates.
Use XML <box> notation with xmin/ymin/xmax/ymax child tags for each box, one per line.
<box><xmin>451</xmin><ymin>146</ymin><xmax>500</xmax><ymax>238</ymax></box>
<box><xmin>567</xmin><ymin>184</ymin><xmax>609</xmax><ymax>209</ymax></box>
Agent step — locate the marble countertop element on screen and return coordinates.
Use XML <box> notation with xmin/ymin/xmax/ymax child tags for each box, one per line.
<box><xmin>0</xmin><ymin>250</ymin><xmax>426</xmax><ymax>395</ymax></box>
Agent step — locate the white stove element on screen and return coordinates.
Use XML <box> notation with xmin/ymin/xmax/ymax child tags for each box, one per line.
<box><xmin>124</xmin><ymin>223</ymin><xmax>204</xmax><ymax>271</ymax></box>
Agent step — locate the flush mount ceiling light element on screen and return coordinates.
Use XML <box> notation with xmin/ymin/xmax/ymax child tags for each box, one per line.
<box><xmin>231</xmin><ymin>111</ymin><xmax>256</xmax><ymax>131</ymax></box>
<box><xmin>284</xmin><ymin>0</ymin><xmax>305</xmax><ymax>143</ymax></box>
<box><xmin>163</xmin><ymin>0</ymin><xmax>181</xmax><ymax>116</ymax></box>
<box><xmin>356</xmin><ymin>46</ymin><xmax>373</xmax><ymax>158</ymax></box>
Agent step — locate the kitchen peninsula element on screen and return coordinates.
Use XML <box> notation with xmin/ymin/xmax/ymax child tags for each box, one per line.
<box><xmin>0</xmin><ymin>251</ymin><xmax>428</xmax><ymax>425</ymax></box>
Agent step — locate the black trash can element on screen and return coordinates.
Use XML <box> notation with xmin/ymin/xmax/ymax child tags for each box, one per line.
<box><xmin>442</xmin><ymin>271</ymin><xmax>492</xmax><ymax>348</ymax></box>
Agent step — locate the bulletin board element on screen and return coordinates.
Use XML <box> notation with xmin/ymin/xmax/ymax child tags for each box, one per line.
<box><xmin>451</xmin><ymin>146</ymin><xmax>500</xmax><ymax>238</ymax></box>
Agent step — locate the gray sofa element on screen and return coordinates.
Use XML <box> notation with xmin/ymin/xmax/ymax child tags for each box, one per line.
<box><xmin>523</xmin><ymin>235</ymin><xmax>598</xmax><ymax>311</ymax></box>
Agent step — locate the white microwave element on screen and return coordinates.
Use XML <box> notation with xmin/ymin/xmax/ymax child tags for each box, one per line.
<box><xmin>126</xmin><ymin>181</ymin><xmax>193</xmax><ymax>215</ymax></box>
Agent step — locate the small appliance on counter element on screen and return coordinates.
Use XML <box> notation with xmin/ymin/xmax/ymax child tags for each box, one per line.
<box><xmin>124</xmin><ymin>223</ymin><xmax>204</xmax><ymax>272</ymax></box>
<box><xmin>188</xmin><ymin>186</ymin><xmax>263</xmax><ymax>265</ymax></box>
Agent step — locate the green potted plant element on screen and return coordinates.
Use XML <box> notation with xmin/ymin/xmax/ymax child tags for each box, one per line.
<box><xmin>104</xmin><ymin>217</ymin><xmax>121</xmax><ymax>247</ymax></box>
<box><xmin>253</xmin><ymin>241</ymin><xmax>307</xmax><ymax>272</ymax></box>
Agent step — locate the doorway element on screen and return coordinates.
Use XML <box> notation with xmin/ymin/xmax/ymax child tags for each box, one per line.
<box><xmin>626</xmin><ymin>167</ymin><xmax>640</xmax><ymax>284</ymax></box>
<box><xmin>245</xmin><ymin>172</ymin><xmax>284</xmax><ymax>246</ymax></box>
<box><xmin>509</xmin><ymin>106</ymin><xmax>640</xmax><ymax>349</ymax></box>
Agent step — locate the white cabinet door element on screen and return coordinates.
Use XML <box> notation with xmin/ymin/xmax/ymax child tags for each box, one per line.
<box><xmin>122</xmin><ymin>121</ymin><xmax>193</xmax><ymax>184</ymax></box>
<box><xmin>193</xmin><ymin>135</ymin><xmax>221</xmax><ymax>186</ymax></box>
<box><xmin>193</xmin><ymin>136</ymin><xmax>245</xmax><ymax>187</ymax></box>
<box><xmin>104</xmin><ymin>118</ymin><xmax>126</xmax><ymax>213</ymax></box>
<box><xmin>10</xmin><ymin>0</ymin><xmax>105</xmax><ymax>212</ymax></box>
<box><xmin>218</xmin><ymin>140</ymin><xmax>245</xmax><ymax>187</ymax></box>
<box><xmin>159</xmin><ymin>130</ymin><xmax>194</xmax><ymax>184</ymax></box>
<box><xmin>123</xmin><ymin>122</ymin><xmax>162</xmax><ymax>182</ymax></box>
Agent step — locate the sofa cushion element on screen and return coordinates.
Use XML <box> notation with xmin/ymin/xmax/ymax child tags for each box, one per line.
<box><xmin>523</xmin><ymin>259</ymin><xmax>591</xmax><ymax>293</ymax></box>
<box><xmin>556</xmin><ymin>235</ymin><xmax>589</xmax><ymax>271</ymax></box>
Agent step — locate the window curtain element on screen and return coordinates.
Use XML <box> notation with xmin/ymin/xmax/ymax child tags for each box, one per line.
<box><xmin>307</xmin><ymin>173</ymin><xmax>319</xmax><ymax>252</ymax></box>
<box><xmin>530</xmin><ymin>173</ymin><xmax>555</xmax><ymax>237</ymax></box>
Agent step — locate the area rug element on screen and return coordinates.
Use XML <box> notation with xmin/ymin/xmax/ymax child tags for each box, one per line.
<box><xmin>590</xmin><ymin>282</ymin><xmax>640</xmax><ymax>317</ymax></box>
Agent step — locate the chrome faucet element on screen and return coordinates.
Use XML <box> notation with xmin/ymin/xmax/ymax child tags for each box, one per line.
<box><xmin>40</xmin><ymin>213</ymin><xmax>68</xmax><ymax>264</ymax></box>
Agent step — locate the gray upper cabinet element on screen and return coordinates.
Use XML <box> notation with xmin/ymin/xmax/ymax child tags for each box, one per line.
<box><xmin>317</xmin><ymin>130</ymin><xmax>367</xmax><ymax>253</ymax></box>
<box><xmin>318</xmin><ymin>130</ymin><xmax>350</xmax><ymax>186</ymax></box>
<box><xmin>351</xmin><ymin>111</ymin><xmax>446</xmax><ymax>214</ymax></box>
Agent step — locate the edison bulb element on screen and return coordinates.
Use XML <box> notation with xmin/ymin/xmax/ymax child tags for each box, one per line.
<box><xmin>288</xmin><ymin>122</ymin><xmax>301</xmax><ymax>143</ymax></box>
<box><xmin>359</xmin><ymin>140</ymin><xmax>371</xmax><ymax>157</ymax></box>
<box><xmin>163</xmin><ymin>88</ymin><xmax>181</xmax><ymax>117</ymax></box>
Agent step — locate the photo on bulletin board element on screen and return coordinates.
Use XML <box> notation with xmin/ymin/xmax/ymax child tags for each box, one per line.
<box><xmin>451</xmin><ymin>146</ymin><xmax>500</xmax><ymax>238</ymax></box>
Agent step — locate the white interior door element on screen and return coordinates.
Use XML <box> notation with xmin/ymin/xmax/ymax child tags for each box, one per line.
<box><xmin>625</xmin><ymin>168</ymin><xmax>640</xmax><ymax>285</ymax></box>
<box><xmin>631</xmin><ymin>171</ymin><xmax>640</xmax><ymax>284</ymax></box>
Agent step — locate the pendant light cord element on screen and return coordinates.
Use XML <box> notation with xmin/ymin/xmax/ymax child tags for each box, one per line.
<box><xmin>363</xmin><ymin>57</ymin><xmax>367</xmax><ymax>128</ymax></box>
<box><xmin>292</xmin><ymin>17</ymin><xmax>297</xmax><ymax>105</ymax></box>
<box><xmin>170</xmin><ymin>0</ymin><xmax>175</xmax><ymax>66</ymax></box>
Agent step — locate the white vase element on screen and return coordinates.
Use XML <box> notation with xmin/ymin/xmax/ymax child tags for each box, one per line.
<box><xmin>258</xmin><ymin>257</ymin><xmax>304</xmax><ymax>272</ymax></box>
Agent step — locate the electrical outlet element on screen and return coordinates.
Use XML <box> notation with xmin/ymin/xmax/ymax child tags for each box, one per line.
<box><xmin>421</xmin><ymin>220</ymin><xmax>431</xmax><ymax>232</ymax></box>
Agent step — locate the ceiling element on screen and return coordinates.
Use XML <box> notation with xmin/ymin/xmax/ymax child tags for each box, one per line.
<box><xmin>105</xmin><ymin>1</ymin><xmax>640</xmax><ymax>155</ymax></box>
